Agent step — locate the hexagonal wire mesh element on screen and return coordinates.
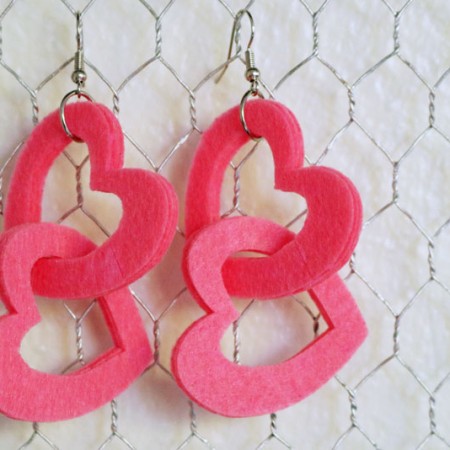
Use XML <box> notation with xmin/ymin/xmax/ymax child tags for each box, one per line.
<box><xmin>0</xmin><ymin>0</ymin><xmax>449</xmax><ymax>448</ymax></box>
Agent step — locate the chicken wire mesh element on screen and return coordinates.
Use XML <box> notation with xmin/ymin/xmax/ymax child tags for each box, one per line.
<box><xmin>0</xmin><ymin>0</ymin><xmax>449</xmax><ymax>448</ymax></box>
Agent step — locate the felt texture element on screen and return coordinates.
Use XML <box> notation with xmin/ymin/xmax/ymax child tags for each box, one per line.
<box><xmin>0</xmin><ymin>223</ymin><xmax>152</xmax><ymax>422</ymax></box>
<box><xmin>173</xmin><ymin>217</ymin><xmax>367</xmax><ymax>417</ymax></box>
<box><xmin>185</xmin><ymin>100</ymin><xmax>362</xmax><ymax>298</ymax></box>
<box><xmin>4</xmin><ymin>102</ymin><xmax>178</xmax><ymax>299</ymax></box>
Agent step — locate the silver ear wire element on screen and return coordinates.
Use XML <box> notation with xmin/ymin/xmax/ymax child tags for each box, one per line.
<box><xmin>215</xmin><ymin>9</ymin><xmax>263</xmax><ymax>141</ymax></box>
<box><xmin>215</xmin><ymin>9</ymin><xmax>255</xmax><ymax>84</ymax></box>
<box><xmin>60</xmin><ymin>11</ymin><xmax>93</xmax><ymax>142</ymax></box>
<box><xmin>71</xmin><ymin>12</ymin><xmax>87</xmax><ymax>89</ymax></box>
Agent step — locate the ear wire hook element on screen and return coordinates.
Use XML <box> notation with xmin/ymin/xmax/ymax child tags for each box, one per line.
<box><xmin>72</xmin><ymin>11</ymin><xmax>87</xmax><ymax>90</ymax></box>
<box><xmin>216</xmin><ymin>9</ymin><xmax>263</xmax><ymax>140</ymax></box>
<box><xmin>215</xmin><ymin>9</ymin><xmax>255</xmax><ymax>84</ymax></box>
<box><xmin>60</xmin><ymin>11</ymin><xmax>93</xmax><ymax>143</ymax></box>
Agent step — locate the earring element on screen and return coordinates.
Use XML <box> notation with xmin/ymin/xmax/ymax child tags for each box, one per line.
<box><xmin>172</xmin><ymin>9</ymin><xmax>367</xmax><ymax>417</ymax></box>
<box><xmin>0</xmin><ymin>12</ymin><xmax>178</xmax><ymax>421</ymax></box>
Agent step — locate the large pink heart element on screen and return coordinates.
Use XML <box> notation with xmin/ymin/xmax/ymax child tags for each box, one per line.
<box><xmin>173</xmin><ymin>217</ymin><xmax>367</xmax><ymax>417</ymax></box>
<box><xmin>185</xmin><ymin>100</ymin><xmax>362</xmax><ymax>298</ymax></box>
<box><xmin>0</xmin><ymin>223</ymin><xmax>151</xmax><ymax>421</ymax></box>
<box><xmin>4</xmin><ymin>102</ymin><xmax>178</xmax><ymax>299</ymax></box>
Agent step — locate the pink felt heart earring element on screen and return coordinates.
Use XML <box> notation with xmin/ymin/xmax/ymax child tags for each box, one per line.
<box><xmin>172</xmin><ymin>9</ymin><xmax>367</xmax><ymax>417</ymax></box>
<box><xmin>0</xmin><ymin>12</ymin><xmax>178</xmax><ymax>421</ymax></box>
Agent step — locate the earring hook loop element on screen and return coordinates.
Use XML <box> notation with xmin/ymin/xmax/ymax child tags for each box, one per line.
<box><xmin>240</xmin><ymin>89</ymin><xmax>263</xmax><ymax>140</ymax></box>
<box><xmin>59</xmin><ymin>90</ymin><xmax>93</xmax><ymax>143</ymax></box>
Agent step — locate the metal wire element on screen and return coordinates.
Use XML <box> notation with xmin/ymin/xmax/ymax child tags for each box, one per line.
<box><xmin>0</xmin><ymin>0</ymin><xmax>449</xmax><ymax>448</ymax></box>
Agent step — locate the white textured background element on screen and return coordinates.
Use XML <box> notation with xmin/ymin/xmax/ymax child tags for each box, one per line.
<box><xmin>0</xmin><ymin>0</ymin><xmax>449</xmax><ymax>449</ymax></box>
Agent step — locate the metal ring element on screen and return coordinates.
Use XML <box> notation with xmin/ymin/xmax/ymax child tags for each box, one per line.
<box><xmin>239</xmin><ymin>88</ymin><xmax>264</xmax><ymax>140</ymax></box>
<box><xmin>59</xmin><ymin>89</ymin><xmax>93</xmax><ymax>143</ymax></box>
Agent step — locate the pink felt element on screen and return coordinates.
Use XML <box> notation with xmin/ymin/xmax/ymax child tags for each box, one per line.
<box><xmin>173</xmin><ymin>217</ymin><xmax>367</xmax><ymax>417</ymax></box>
<box><xmin>4</xmin><ymin>102</ymin><xmax>178</xmax><ymax>299</ymax></box>
<box><xmin>185</xmin><ymin>100</ymin><xmax>362</xmax><ymax>298</ymax></box>
<box><xmin>0</xmin><ymin>223</ymin><xmax>151</xmax><ymax>422</ymax></box>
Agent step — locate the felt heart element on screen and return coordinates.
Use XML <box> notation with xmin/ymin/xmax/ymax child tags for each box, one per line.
<box><xmin>4</xmin><ymin>102</ymin><xmax>178</xmax><ymax>299</ymax></box>
<box><xmin>173</xmin><ymin>217</ymin><xmax>367</xmax><ymax>417</ymax></box>
<box><xmin>0</xmin><ymin>223</ymin><xmax>151</xmax><ymax>421</ymax></box>
<box><xmin>185</xmin><ymin>99</ymin><xmax>362</xmax><ymax>299</ymax></box>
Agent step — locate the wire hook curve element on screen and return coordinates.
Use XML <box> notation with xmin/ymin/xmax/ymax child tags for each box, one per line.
<box><xmin>215</xmin><ymin>9</ymin><xmax>255</xmax><ymax>83</ymax></box>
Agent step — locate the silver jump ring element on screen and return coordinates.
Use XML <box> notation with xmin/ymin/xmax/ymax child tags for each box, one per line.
<box><xmin>59</xmin><ymin>89</ymin><xmax>93</xmax><ymax>143</ymax></box>
<box><xmin>240</xmin><ymin>89</ymin><xmax>264</xmax><ymax>140</ymax></box>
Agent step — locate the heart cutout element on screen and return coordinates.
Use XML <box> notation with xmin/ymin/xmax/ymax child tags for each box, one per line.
<box><xmin>185</xmin><ymin>100</ymin><xmax>362</xmax><ymax>298</ymax></box>
<box><xmin>4</xmin><ymin>102</ymin><xmax>178</xmax><ymax>299</ymax></box>
<box><xmin>0</xmin><ymin>223</ymin><xmax>151</xmax><ymax>421</ymax></box>
<box><xmin>173</xmin><ymin>217</ymin><xmax>367</xmax><ymax>417</ymax></box>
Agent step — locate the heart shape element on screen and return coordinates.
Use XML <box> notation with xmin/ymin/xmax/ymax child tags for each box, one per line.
<box><xmin>4</xmin><ymin>102</ymin><xmax>178</xmax><ymax>299</ymax></box>
<box><xmin>173</xmin><ymin>217</ymin><xmax>367</xmax><ymax>417</ymax></box>
<box><xmin>0</xmin><ymin>223</ymin><xmax>151</xmax><ymax>421</ymax></box>
<box><xmin>185</xmin><ymin>99</ymin><xmax>362</xmax><ymax>298</ymax></box>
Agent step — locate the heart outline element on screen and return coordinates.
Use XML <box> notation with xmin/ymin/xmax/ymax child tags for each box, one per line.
<box><xmin>173</xmin><ymin>217</ymin><xmax>367</xmax><ymax>417</ymax></box>
<box><xmin>4</xmin><ymin>102</ymin><xmax>178</xmax><ymax>299</ymax></box>
<box><xmin>0</xmin><ymin>223</ymin><xmax>152</xmax><ymax>421</ymax></box>
<box><xmin>185</xmin><ymin>99</ymin><xmax>362</xmax><ymax>298</ymax></box>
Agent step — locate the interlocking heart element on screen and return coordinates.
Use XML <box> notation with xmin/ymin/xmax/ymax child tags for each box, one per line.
<box><xmin>175</xmin><ymin>99</ymin><xmax>366</xmax><ymax>416</ymax></box>
<box><xmin>0</xmin><ymin>99</ymin><xmax>366</xmax><ymax>421</ymax></box>
<box><xmin>184</xmin><ymin>100</ymin><xmax>362</xmax><ymax>298</ymax></box>
<box><xmin>0</xmin><ymin>102</ymin><xmax>178</xmax><ymax>420</ymax></box>
<box><xmin>0</xmin><ymin>223</ymin><xmax>152</xmax><ymax>421</ymax></box>
<box><xmin>174</xmin><ymin>218</ymin><xmax>366</xmax><ymax>417</ymax></box>
<box><xmin>5</xmin><ymin>102</ymin><xmax>177</xmax><ymax>299</ymax></box>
